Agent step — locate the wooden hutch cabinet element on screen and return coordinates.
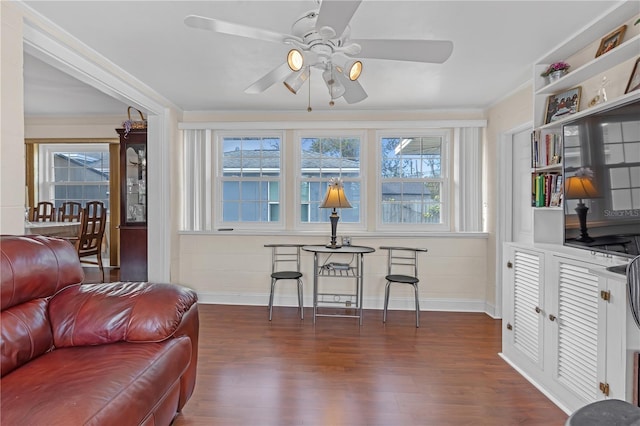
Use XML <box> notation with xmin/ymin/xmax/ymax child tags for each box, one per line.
<box><xmin>116</xmin><ymin>128</ymin><xmax>148</xmax><ymax>281</ymax></box>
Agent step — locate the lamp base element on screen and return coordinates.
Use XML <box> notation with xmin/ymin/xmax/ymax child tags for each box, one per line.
<box><xmin>575</xmin><ymin>202</ymin><xmax>594</xmax><ymax>244</ymax></box>
<box><xmin>326</xmin><ymin>243</ymin><xmax>342</xmax><ymax>249</ymax></box>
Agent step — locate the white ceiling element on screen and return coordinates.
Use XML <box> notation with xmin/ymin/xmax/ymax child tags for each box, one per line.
<box><xmin>22</xmin><ymin>0</ymin><xmax>621</xmax><ymax>116</ymax></box>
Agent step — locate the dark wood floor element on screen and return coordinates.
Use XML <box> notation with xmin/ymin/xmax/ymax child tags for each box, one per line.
<box><xmin>173</xmin><ymin>304</ymin><xmax>568</xmax><ymax>426</ymax></box>
<box><xmin>81</xmin><ymin>265</ymin><xmax>120</xmax><ymax>284</ymax></box>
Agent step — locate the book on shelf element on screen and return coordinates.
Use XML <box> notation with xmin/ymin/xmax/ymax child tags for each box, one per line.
<box><xmin>531</xmin><ymin>130</ymin><xmax>562</xmax><ymax>168</ymax></box>
<box><xmin>532</xmin><ymin>172</ymin><xmax>563</xmax><ymax>207</ymax></box>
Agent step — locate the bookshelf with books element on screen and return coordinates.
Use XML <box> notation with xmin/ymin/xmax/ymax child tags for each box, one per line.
<box><xmin>531</xmin><ymin>129</ymin><xmax>563</xmax><ymax>209</ymax></box>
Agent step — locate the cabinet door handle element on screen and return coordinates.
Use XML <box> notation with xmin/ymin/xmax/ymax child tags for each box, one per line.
<box><xmin>548</xmin><ymin>314</ymin><xmax>557</xmax><ymax>321</ymax></box>
<box><xmin>535</xmin><ymin>306</ymin><xmax>542</xmax><ymax>314</ymax></box>
<box><xmin>507</xmin><ymin>261</ymin><xmax>513</xmax><ymax>269</ymax></box>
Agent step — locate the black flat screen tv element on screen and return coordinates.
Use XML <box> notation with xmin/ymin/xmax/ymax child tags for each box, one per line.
<box><xmin>562</xmin><ymin>98</ymin><xmax>640</xmax><ymax>259</ymax></box>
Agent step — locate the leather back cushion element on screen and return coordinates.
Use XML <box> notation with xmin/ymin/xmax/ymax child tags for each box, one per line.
<box><xmin>49</xmin><ymin>282</ymin><xmax>198</xmax><ymax>347</ymax></box>
<box><xmin>1</xmin><ymin>299</ymin><xmax>53</xmax><ymax>377</ymax></box>
<box><xmin>1</xmin><ymin>235</ymin><xmax>84</xmax><ymax>311</ymax></box>
<box><xmin>1</xmin><ymin>236</ymin><xmax>84</xmax><ymax>377</ymax></box>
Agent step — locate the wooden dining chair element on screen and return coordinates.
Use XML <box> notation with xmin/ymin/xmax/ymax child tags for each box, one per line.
<box><xmin>58</xmin><ymin>201</ymin><xmax>82</xmax><ymax>222</ymax></box>
<box><xmin>30</xmin><ymin>201</ymin><xmax>56</xmax><ymax>222</ymax></box>
<box><xmin>73</xmin><ymin>201</ymin><xmax>108</xmax><ymax>282</ymax></box>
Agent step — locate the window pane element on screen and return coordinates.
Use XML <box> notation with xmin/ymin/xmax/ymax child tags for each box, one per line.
<box><xmin>220</xmin><ymin>135</ymin><xmax>282</xmax><ymax>224</ymax></box>
<box><xmin>241</xmin><ymin>202</ymin><xmax>260</xmax><ymax>221</ymax></box>
<box><xmin>299</xmin><ymin>136</ymin><xmax>361</xmax><ymax>223</ymax></box>
<box><xmin>223</xmin><ymin>201</ymin><xmax>239</xmax><ymax>221</ymax></box>
<box><xmin>381</xmin><ymin>135</ymin><xmax>444</xmax><ymax>225</ymax></box>
<box><xmin>241</xmin><ymin>181</ymin><xmax>260</xmax><ymax>200</ymax></box>
<box><xmin>381</xmin><ymin>181</ymin><xmax>441</xmax><ymax>223</ymax></box>
<box><xmin>47</xmin><ymin>149</ymin><xmax>110</xmax><ymax>210</ymax></box>
<box><xmin>222</xmin><ymin>136</ymin><xmax>281</xmax><ymax>178</ymax></box>
<box><xmin>223</xmin><ymin>181</ymin><xmax>240</xmax><ymax>201</ymax></box>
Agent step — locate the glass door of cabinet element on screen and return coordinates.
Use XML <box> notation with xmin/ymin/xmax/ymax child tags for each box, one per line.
<box><xmin>124</xmin><ymin>144</ymin><xmax>146</xmax><ymax>224</ymax></box>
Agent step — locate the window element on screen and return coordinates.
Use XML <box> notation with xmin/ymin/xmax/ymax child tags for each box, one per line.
<box><xmin>298</xmin><ymin>134</ymin><xmax>362</xmax><ymax>226</ymax></box>
<box><xmin>39</xmin><ymin>144</ymin><xmax>110</xmax><ymax>210</ymax></box>
<box><xmin>219</xmin><ymin>133</ymin><xmax>283</xmax><ymax>225</ymax></box>
<box><xmin>379</xmin><ymin>131</ymin><xmax>448</xmax><ymax>228</ymax></box>
<box><xmin>181</xmin><ymin>123</ymin><xmax>484</xmax><ymax>233</ymax></box>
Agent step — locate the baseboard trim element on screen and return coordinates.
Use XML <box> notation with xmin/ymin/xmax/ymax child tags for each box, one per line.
<box><xmin>196</xmin><ymin>291</ymin><xmax>490</xmax><ymax>315</ymax></box>
<box><xmin>499</xmin><ymin>352</ymin><xmax>572</xmax><ymax>415</ymax></box>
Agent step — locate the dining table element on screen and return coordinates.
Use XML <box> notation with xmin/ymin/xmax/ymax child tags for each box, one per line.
<box><xmin>24</xmin><ymin>221</ymin><xmax>80</xmax><ymax>238</ymax></box>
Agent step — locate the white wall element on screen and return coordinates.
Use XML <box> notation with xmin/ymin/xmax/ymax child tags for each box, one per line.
<box><xmin>179</xmin><ymin>234</ymin><xmax>489</xmax><ymax>313</ymax></box>
<box><xmin>485</xmin><ymin>85</ymin><xmax>533</xmax><ymax>315</ymax></box>
<box><xmin>24</xmin><ymin>116</ymin><xmax>123</xmax><ymax>139</ymax></box>
<box><xmin>1</xmin><ymin>2</ymin><xmax>27</xmax><ymax>234</ymax></box>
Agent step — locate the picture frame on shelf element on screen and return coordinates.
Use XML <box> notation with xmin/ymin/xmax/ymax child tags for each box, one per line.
<box><xmin>544</xmin><ymin>86</ymin><xmax>582</xmax><ymax>124</ymax></box>
<box><xmin>595</xmin><ymin>25</ymin><xmax>627</xmax><ymax>57</ymax></box>
<box><xmin>625</xmin><ymin>57</ymin><xmax>640</xmax><ymax>94</ymax></box>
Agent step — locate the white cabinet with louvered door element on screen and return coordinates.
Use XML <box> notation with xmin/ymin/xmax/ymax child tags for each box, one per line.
<box><xmin>502</xmin><ymin>244</ymin><xmax>545</xmax><ymax>373</ymax></box>
<box><xmin>502</xmin><ymin>243</ymin><xmax>637</xmax><ymax>414</ymax></box>
<box><xmin>546</xmin><ymin>256</ymin><xmax>602</xmax><ymax>410</ymax></box>
<box><xmin>588</xmin><ymin>269</ymin><xmax>631</xmax><ymax>403</ymax></box>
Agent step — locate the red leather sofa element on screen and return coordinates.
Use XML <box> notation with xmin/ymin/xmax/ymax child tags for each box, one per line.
<box><xmin>1</xmin><ymin>235</ymin><xmax>199</xmax><ymax>425</ymax></box>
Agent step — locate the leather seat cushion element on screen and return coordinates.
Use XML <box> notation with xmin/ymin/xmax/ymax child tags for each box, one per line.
<box><xmin>0</xmin><ymin>337</ymin><xmax>191</xmax><ymax>426</ymax></box>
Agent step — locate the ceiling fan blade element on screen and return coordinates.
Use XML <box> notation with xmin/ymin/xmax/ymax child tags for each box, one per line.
<box><xmin>244</xmin><ymin>62</ymin><xmax>292</xmax><ymax>94</ymax></box>
<box><xmin>315</xmin><ymin>0</ymin><xmax>362</xmax><ymax>38</ymax></box>
<box><xmin>334</xmin><ymin>71</ymin><xmax>367</xmax><ymax>104</ymax></box>
<box><xmin>184</xmin><ymin>15</ymin><xmax>301</xmax><ymax>44</ymax></box>
<box><xmin>351</xmin><ymin>39</ymin><xmax>454</xmax><ymax>63</ymax></box>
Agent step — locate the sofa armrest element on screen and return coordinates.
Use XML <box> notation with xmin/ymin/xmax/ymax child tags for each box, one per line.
<box><xmin>49</xmin><ymin>282</ymin><xmax>198</xmax><ymax>347</ymax></box>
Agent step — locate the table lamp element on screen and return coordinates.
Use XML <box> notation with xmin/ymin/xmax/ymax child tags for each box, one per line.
<box><xmin>565</xmin><ymin>174</ymin><xmax>599</xmax><ymax>243</ymax></box>
<box><xmin>319</xmin><ymin>178</ymin><xmax>352</xmax><ymax>249</ymax></box>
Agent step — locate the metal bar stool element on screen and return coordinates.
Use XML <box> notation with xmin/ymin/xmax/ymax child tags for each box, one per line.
<box><xmin>264</xmin><ymin>244</ymin><xmax>305</xmax><ymax>321</ymax></box>
<box><xmin>380</xmin><ymin>246</ymin><xmax>428</xmax><ymax>328</ymax></box>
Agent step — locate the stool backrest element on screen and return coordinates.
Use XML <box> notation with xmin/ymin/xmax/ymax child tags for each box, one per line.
<box><xmin>380</xmin><ymin>246</ymin><xmax>428</xmax><ymax>278</ymax></box>
<box><xmin>265</xmin><ymin>244</ymin><xmax>303</xmax><ymax>274</ymax></box>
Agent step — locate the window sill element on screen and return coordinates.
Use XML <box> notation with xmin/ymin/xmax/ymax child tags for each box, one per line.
<box><xmin>178</xmin><ymin>229</ymin><xmax>489</xmax><ymax>239</ymax></box>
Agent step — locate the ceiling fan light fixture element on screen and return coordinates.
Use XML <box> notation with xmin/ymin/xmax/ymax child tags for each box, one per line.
<box><xmin>346</xmin><ymin>60</ymin><xmax>362</xmax><ymax>81</ymax></box>
<box><xmin>283</xmin><ymin>68</ymin><xmax>309</xmax><ymax>94</ymax></box>
<box><xmin>287</xmin><ymin>49</ymin><xmax>304</xmax><ymax>71</ymax></box>
<box><xmin>322</xmin><ymin>68</ymin><xmax>346</xmax><ymax>99</ymax></box>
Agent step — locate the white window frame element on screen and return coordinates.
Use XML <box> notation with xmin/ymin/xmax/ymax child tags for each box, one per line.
<box><xmin>294</xmin><ymin>130</ymin><xmax>367</xmax><ymax>232</ymax></box>
<box><xmin>376</xmin><ymin>129</ymin><xmax>451</xmax><ymax>232</ymax></box>
<box><xmin>38</xmin><ymin>143</ymin><xmax>110</xmax><ymax>208</ymax></box>
<box><xmin>214</xmin><ymin>130</ymin><xmax>286</xmax><ymax>231</ymax></box>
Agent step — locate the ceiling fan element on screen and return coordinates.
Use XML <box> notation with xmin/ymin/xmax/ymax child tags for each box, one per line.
<box><xmin>184</xmin><ymin>0</ymin><xmax>453</xmax><ymax>107</ymax></box>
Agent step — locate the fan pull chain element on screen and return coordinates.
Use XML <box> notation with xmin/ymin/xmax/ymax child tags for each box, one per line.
<box><xmin>329</xmin><ymin>65</ymin><xmax>335</xmax><ymax>107</ymax></box>
<box><xmin>307</xmin><ymin>68</ymin><xmax>312</xmax><ymax>112</ymax></box>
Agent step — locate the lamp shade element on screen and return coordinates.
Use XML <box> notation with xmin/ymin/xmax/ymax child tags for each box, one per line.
<box><xmin>319</xmin><ymin>181</ymin><xmax>352</xmax><ymax>209</ymax></box>
<box><xmin>565</xmin><ymin>176</ymin><xmax>599</xmax><ymax>199</ymax></box>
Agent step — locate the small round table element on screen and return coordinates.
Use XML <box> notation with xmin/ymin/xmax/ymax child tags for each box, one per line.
<box><xmin>302</xmin><ymin>245</ymin><xmax>375</xmax><ymax>325</ymax></box>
